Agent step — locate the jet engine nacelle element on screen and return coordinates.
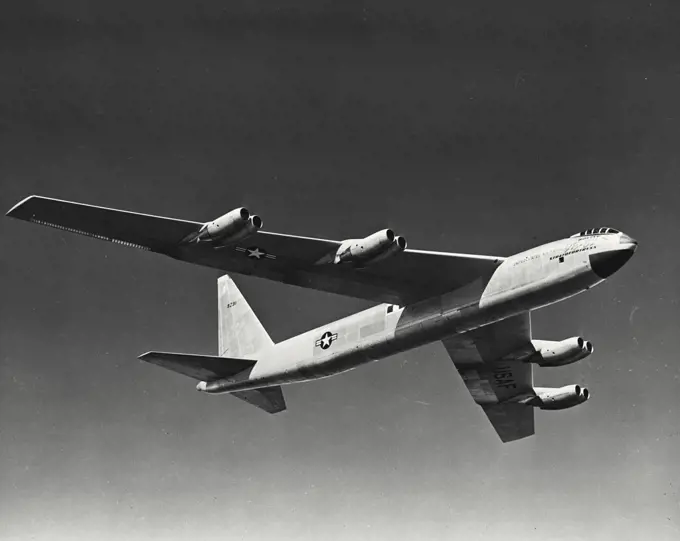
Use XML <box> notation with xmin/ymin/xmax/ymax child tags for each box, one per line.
<box><xmin>334</xmin><ymin>229</ymin><xmax>407</xmax><ymax>266</ymax></box>
<box><xmin>195</xmin><ymin>207</ymin><xmax>262</xmax><ymax>244</ymax></box>
<box><xmin>531</xmin><ymin>384</ymin><xmax>590</xmax><ymax>410</ymax></box>
<box><xmin>529</xmin><ymin>337</ymin><xmax>593</xmax><ymax>367</ymax></box>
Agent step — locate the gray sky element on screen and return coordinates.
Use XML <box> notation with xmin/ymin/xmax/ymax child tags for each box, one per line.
<box><xmin>1</xmin><ymin>1</ymin><xmax>679</xmax><ymax>539</ymax></box>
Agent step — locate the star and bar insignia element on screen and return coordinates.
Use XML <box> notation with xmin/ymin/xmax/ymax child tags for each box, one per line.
<box><xmin>234</xmin><ymin>246</ymin><xmax>277</xmax><ymax>260</ymax></box>
<box><xmin>315</xmin><ymin>330</ymin><xmax>338</xmax><ymax>350</ymax></box>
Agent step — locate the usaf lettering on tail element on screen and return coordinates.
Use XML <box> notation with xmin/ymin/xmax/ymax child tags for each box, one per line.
<box><xmin>6</xmin><ymin>197</ymin><xmax>638</xmax><ymax>442</ymax></box>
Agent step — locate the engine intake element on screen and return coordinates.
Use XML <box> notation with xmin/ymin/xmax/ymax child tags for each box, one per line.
<box><xmin>529</xmin><ymin>384</ymin><xmax>590</xmax><ymax>410</ymax></box>
<box><xmin>193</xmin><ymin>207</ymin><xmax>262</xmax><ymax>245</ymax></box>
<box><xmin>528</xmin><ymin>337</ymin><xmax>593</xmax><ymax>367</ymax></box>
<box><xmin>334</xmin><ymin>229</ymin><xmax>407</xmax><ymax>266</ymax></box>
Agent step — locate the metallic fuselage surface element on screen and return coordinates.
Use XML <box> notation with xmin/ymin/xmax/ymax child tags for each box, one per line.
<box><xmin>200</xmin><ymin>232</ymin><xmax>635</xmax><ymax>394</ymax></box>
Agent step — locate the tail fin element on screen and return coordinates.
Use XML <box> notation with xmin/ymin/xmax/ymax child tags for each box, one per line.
<box><xmin>218</xmin><ymin>275</ymin><xmax>274</xmax><ymax>358</ymax></box>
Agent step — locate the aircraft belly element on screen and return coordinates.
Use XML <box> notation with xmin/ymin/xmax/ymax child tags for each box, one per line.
<box><xmin>207</xmin><ymin>254</ymin><xmax>603</xmax><ymax>395</ymax></box>
<box><xmin>394</xmin><ymin>258</ymin><xmax>599</xmax><ymax>344</ymax></box>
<box><xmin>479</xmin><ymin>265</ymin><xmax>598</xmax><ymax>312</ymax></box>
<box><xmin>213</xmin><ymin>308</ymin><xmax>400</xmax><ymax>392</ymax></box>
<box><xmin>292</xmin><ymin>325</ymin><xmax>397</xmax><ymax>379</ymax></box>
<box><xmin>208</xmin><ymin>337</ymin><xmax>392</xmax><ymax>394</ymax></box>
<box><xmin>296</xmin><ymin>349</ymin><xmax>375</xmax><ymax>379</ymax></box>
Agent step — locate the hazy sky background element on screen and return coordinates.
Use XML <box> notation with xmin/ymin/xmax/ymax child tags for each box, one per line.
<box><xmin>1</xmin><ymin>1</ymin><xmax>679</xmax><ymax>539</ymax></box>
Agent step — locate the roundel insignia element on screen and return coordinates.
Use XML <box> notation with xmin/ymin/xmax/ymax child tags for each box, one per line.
<box><xmin>315</xmin><ymin>330</ymin><xmax>338</xmax><ymax>350</ymax></box>
<box><xmin>246</xmin><ymin>246</ymin><xmax>266</xmax><ymax>259</ymax></box>
<box><xmin>234</xmin><ymin>246</ymin><xmax>277</xmax><ymax>260</ymax></box>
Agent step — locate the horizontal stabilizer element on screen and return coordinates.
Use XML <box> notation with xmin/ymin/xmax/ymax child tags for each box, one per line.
<box><xmin>139</xmin><ymin>351</ymin><xmax>256</xmax><ymax>381</ymax></box>
<box><xmin>231</xmin><ymin>387</ymin><xmax>287</xmax><ymax>414</ymax></box>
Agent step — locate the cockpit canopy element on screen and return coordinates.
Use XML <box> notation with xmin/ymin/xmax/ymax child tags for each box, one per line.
<box><xmin>570</xmin><ymin>227</ymin><xmax>620</xmax><ymax>238</ymax></box>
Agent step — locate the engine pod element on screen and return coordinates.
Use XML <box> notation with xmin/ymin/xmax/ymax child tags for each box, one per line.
<box><xmin>194</xmin><ymin>207</ymin><xmax>263</xmax><ymax>245</ymax></box>
<box><xmin>334</xmin><ymin>229</ymin><xmax>407</xmax><ymax>266</ymax></box>
<box><xmin>529</xmin><ymin>337</ymin><xmax>593</xmax><ymax>367</ymax></box>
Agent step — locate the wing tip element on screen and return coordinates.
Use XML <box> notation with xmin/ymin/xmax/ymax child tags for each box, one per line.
<box><xmin>498</xmin><ymin>431</ymin><xmax>535</xmax><ymax>443</ymax></box>
<box><xmin>6</xmin><ymin>195</ymin><xmax>38</xmax><ymax>218</ymax></box>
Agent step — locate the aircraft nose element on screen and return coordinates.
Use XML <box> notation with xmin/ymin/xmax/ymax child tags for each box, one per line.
<box><xmin>589</xmin><ymin>239</ymin><xmax>637</xmax><ymax>279</ymax></box>
<box><xmin>619</xmin><ymin>233</ymin><xmax>638</xmax><ymax>249</ymax></box>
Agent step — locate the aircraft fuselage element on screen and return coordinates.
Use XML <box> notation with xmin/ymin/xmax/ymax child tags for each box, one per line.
<box><xmin>198</xmin><ymin>232</ymin><xmax>637</xmax><ymax>394</ymax></box>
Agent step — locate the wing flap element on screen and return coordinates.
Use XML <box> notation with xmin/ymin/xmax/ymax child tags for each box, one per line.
<box><xmin>138</xmin><ymin>351</ymin><xmax>256</xmax><ymax>381</ymax></box>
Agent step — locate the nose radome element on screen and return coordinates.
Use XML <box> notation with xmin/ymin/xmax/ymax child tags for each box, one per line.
<box><xmin>589</xmin><ymin>241</ymin><xmax>637</xmax><ymax>279</ymax></box>
<box><xmin>619</xmin><ymin>233</ymin><xmax>638</xmax><ymax>248</ymax></box>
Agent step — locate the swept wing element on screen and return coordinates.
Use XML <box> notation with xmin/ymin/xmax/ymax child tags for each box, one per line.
<box><xmin>442</xmin><ymin>313</ymin><xmax>536</xmax><ymax>442</ymax></box>
<box><xmin>7</xmin><ymin>196</ymin><xmax>503</xmax><ymax>304</ymax></box>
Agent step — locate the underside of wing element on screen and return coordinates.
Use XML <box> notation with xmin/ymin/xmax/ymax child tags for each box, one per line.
<box><xmin>442</xmin><ymin>313</ymin><xmax>537</xmax><ymax>442</ymax></box>
<box><xmin>7</xmin><ymin>195</ymin><xmax>202</xmax><ymax>252</ymax></box>
<box><xmin>482</xmin><ymin>404</ymin><xmax>535</xmax><ymax>443</ymax></box>
<box><xmin>231</xmin><ymin>386</ymin><xmax>287</xmax><ymax>414</ymax></box>
<box><xmin>180</xmin><ymin>238</ymin><xmax>504</xmax><ymax>304</ymax></box>
<box><xmin>7</xmin><ymin>195</ymin><xmax>504</xmax><ymax>304</ymax></box>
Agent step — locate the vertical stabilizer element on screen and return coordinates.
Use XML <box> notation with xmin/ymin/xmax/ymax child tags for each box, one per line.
<box><xmin>218</xmin><ymin>275</ymin><xmax>274</xmax><ymax>358</ymax></box>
